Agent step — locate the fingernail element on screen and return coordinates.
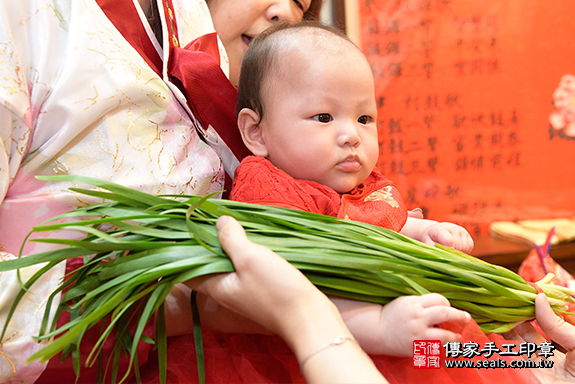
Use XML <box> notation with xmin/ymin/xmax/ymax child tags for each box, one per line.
<box><xmin>216</xmin><ymin>216</ymin><xmax>230</xmax><ymax>230</ymax></box>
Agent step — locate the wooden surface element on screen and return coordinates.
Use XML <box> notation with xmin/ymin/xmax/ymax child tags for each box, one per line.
<box><xmin>471</xmin><ymin>235</ymin><xmax>575</xmax><ymax>274</ymax></box>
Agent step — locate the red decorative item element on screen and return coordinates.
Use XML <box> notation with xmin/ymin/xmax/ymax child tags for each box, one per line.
<box><xmin>518</xmin><ymin>227</ymin><xmax>575</xmax><ymax>324</ymax></box>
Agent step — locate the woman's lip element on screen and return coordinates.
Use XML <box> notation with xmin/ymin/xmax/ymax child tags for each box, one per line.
<box><xmin>242</xmin><ymin>35</ymin><xmax>253</xmax><ymax>47</ymax></box>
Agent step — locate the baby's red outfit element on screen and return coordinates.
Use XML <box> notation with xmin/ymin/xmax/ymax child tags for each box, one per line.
<box><xmin>221</xmin><ymin>155</ymin><xmax>540</xmax><ymax>384</ymax></box>
<box><xmin>109</xmin><ymin>156</ymin><xmax>541</xmax><ymax>384</ymax></box>
<box><xmin>230</xmin><ymin>155</ymin><xmax>408</xmax><ymax>231</ymax></box>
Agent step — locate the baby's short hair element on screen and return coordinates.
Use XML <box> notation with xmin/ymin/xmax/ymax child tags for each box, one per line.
<box><xmin>236</xmin><ymin>21</ymin><xmax>355</xmax><ymax>124</ymax></box>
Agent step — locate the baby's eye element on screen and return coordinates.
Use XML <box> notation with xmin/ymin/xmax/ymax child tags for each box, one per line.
<box><xmin>293</xmin><ymin>0</ymin><xmax>304</xmax><ymax>11</ymax></box>
<box><xmin>313</xmin><ymin>114</ymin><xmax>333</xmax><ymax>123</ymax></box>
<box><xmin>357</xmin><ymin>115</ymin><xmax>371</xmax><ymax>124</ymax></box>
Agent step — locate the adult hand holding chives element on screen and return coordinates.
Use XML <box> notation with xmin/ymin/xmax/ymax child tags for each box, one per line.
<box><xmin>536</xmin><ymin>293</ymin><xmax>575</xmax><ymax>382</ymax></box>
<box><xmin>192</xmin><ymin>216</ymin><xmax>388</xmax><ymax>384</ymax></box>
<box><xmin>507</xmin><ymin>294</ymin><xmax>575</xmax><ymax>383</ymax></box>
<box><xmin>191</xmin><ymin>215</ymin><xmax>331</xmax><ymax>340</ymax></box>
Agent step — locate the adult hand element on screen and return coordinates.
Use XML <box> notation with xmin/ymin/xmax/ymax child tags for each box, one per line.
<box><xmin>512</xmin><ymin>293</ymin><xmax>575</xmax><ymax>383</ymax></box>
<box><xmin>189</xmin><ymin>215</ymin><xmax>330</xmax><ymax>340</ymax></box>
<box><xmin>189</xmin><ymin>216</ymin><xmax>388</xmax><ymax>383</ymax></box>
<box><xmin>535</xmin><ymin>293</ymin><xmax>575</xmax><ymax>375</ymax></box>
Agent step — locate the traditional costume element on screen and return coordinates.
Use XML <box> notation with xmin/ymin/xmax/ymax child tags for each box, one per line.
<box><xmin>228</xmin><ymin>156</ymin><xmax>542</xmax><ymax>384</ymax></box>
<box><xmin>230</xmin><ymin>156</ymin><xmax>408</xmax><ymax>231</ymax></box>
<box><xmin>0</xmin><ymin>0</ymin><xmax>548</xmax><ymax>383</ymax></box>
<box><xmin>0</xmin><ymin>0</ymin><xmax>247</xmax><ymax>382</ymax></box>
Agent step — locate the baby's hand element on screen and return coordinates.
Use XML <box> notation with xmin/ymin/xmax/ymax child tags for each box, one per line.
<box><xmin>421</xmin><ymin>222</ymin><xmax>474</xmax><ymax>253</ymax></box>
<box><xmin>375</xmin><ymin>294</ymin><xmax>471</xmax><ymax>357</ymax></box>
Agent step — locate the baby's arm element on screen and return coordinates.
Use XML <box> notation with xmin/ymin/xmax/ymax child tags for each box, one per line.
<box><xmin>331</xmin><ymin>293</ymin><xmax>470</xmax><ymax>356</ymax></box>
<box><xmin>400</xmin><ymin>217</ymin><xmax>474</xmax><ymax>253</ymax></box>
<box><xmin>167</xmin><ymin>288</ymin><xmax>469</xmax><ymax>357</ymax></box>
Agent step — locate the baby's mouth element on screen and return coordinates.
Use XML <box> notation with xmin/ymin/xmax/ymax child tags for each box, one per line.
<box><xmin>337</xmin><ymin>155</ymin><xmax>361</xmax><ymax>172</ymax></box>
<box><xmin>242</xmin><ymin>35</ymin><xmax>253</xmax><ymax>46</ymax></box>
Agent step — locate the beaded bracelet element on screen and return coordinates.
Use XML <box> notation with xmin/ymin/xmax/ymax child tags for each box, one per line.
<box><xmin>300</xmin><ymin>336</ymin><xmax>360</xmax><ymax>368</ymax></box>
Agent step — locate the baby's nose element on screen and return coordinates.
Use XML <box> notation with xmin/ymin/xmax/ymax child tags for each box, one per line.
<box><xmin>337</xmin><ymin>124</ymin><xmax>361</xmax><ymax>147</ymax></box>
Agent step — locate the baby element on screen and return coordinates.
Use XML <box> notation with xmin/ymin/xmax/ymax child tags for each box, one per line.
<box><xmin>229</xmin><ymin>21</ymin><xmax>473</xmax><ymax>358</ymax></box>
<box><xmin>231</xmin><ymin>21</ymin><xmax>473</xmax><ymax>253</ymax></box>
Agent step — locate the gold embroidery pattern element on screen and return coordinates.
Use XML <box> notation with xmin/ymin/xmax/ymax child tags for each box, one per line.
<box><xmin>364</xmin><ymin>186</ymin><xmax>400</xmax><ymax>208</ymax></box>
<box><xmin>0</xmin><ymin>335</ymin><xmax>17</xmax><ymax>382</ymax></box>
<box><xmin>0</xmin><ymin>349</ymin><xmax>17</xmax><ymax>381</ymax></box>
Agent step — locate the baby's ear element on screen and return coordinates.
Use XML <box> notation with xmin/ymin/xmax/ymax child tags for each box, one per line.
<box><xmin>237</xmin><ymin>108</ymin><xmax>268</xmax><ymax>157</ymax></box>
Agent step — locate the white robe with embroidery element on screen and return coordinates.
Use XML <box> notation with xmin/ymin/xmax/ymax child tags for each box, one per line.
<box><xmin>0</xmin><ymin>0</ymin><xmax>230</xmax><ymax>382</ymax></box>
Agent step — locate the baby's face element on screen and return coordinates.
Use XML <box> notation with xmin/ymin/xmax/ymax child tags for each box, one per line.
<box><xmin>258</xmin><ymin>42</ymin><xmax>379</xmax><ymax>193</ymax></box>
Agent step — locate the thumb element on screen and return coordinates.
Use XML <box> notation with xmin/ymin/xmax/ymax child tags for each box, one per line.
<box><xmin>184</xmin><ymin>216</ymin><xmax>247</xmax><ymax>292</ymax></box>
<box><xmin>535</xmin><ymin>293</ymin><xmax>575</xmax><ymax>351</ymax></box>
<box><xmin>538</xmin><ymin>293</ymin><xmax>575</xmax><ymax>377</ymax></box>
<box><xmin>216</xmin><ymin>216</ymin><xmax>253</xmax><ymax>267</ymax></box>
<box><xmin>408</xmin><ymin>208</ymin><xmax>424</xmax><ymax>219</ymax></box>
<box><xmin>215</xmin><ymin>215</ymin><xmax>277</xmax><ymax>273</ymax></box>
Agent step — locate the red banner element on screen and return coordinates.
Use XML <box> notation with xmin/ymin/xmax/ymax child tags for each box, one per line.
<box><xmin>359</xmin><ymin>0</ymin><xmax>575</xmax><ymax>236</ymax></box>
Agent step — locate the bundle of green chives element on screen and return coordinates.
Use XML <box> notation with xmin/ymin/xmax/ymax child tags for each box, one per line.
<box><xmin>1</xmin><ymin>175</ymin><xmax>573</xmax><ymax>383</ymax></box>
